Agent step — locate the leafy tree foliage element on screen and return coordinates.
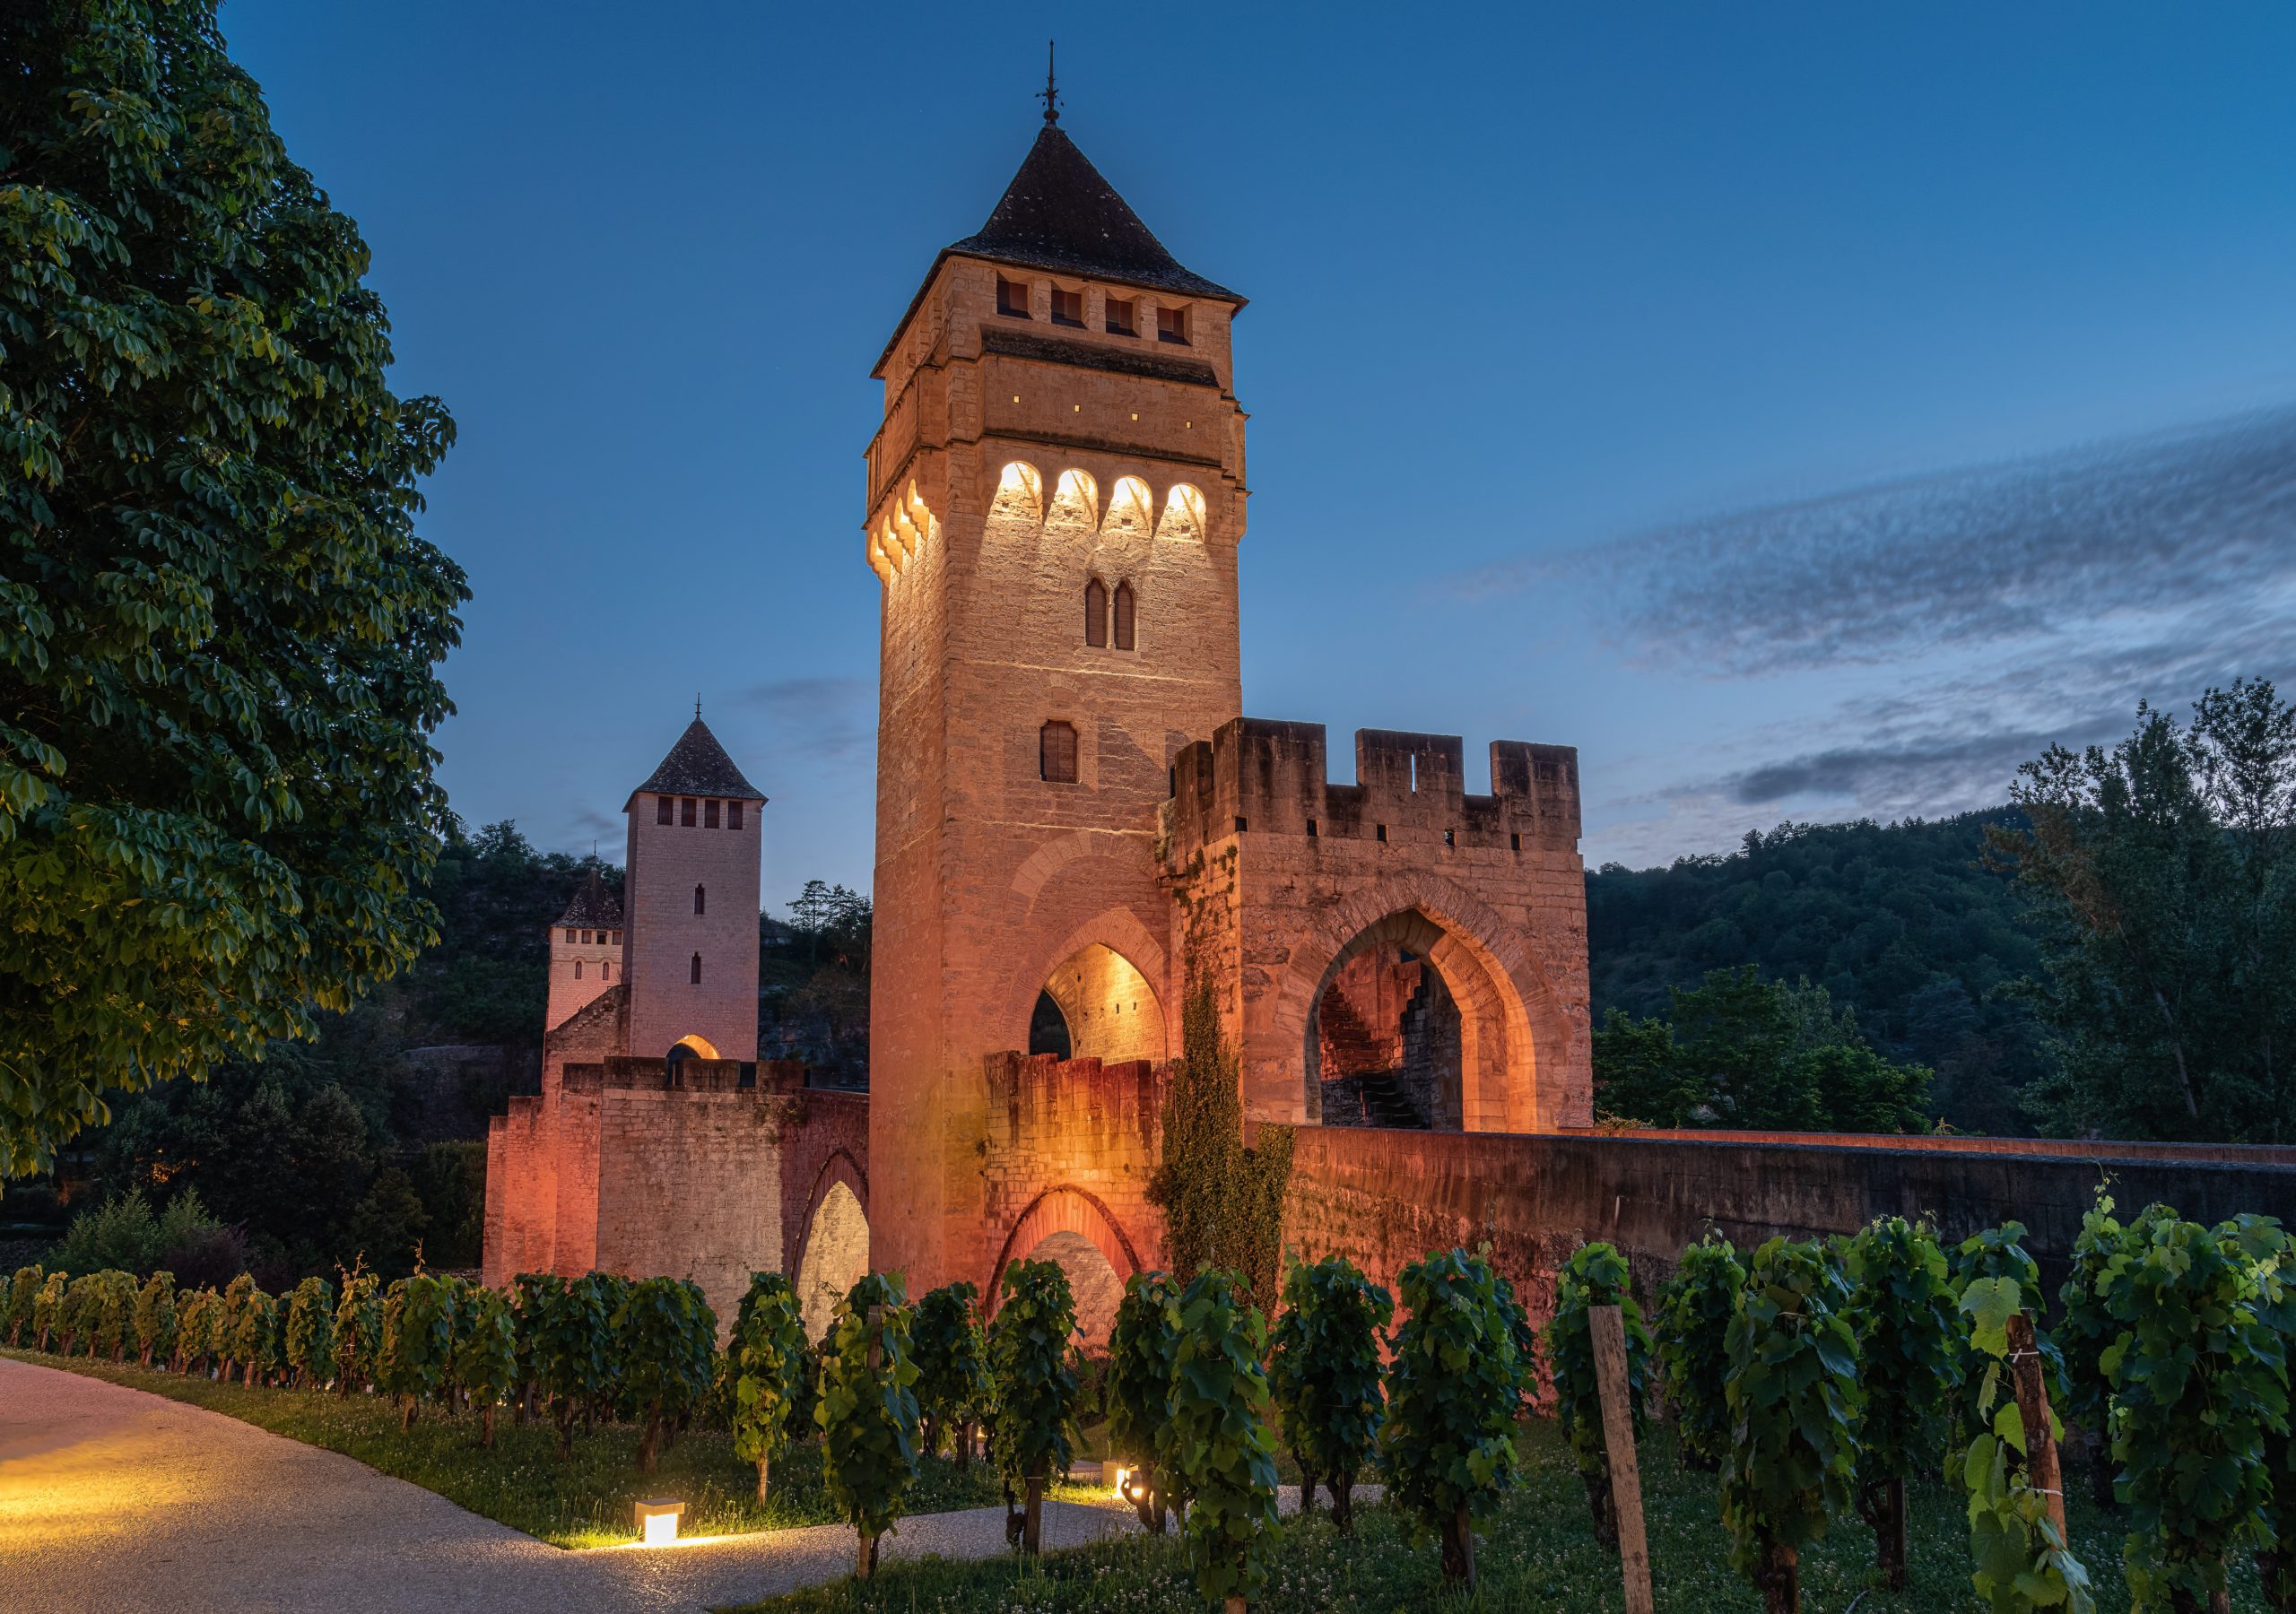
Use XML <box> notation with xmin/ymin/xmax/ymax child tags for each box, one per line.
<box><xmin>1546</xmin><ymin>1242</ymin><xmax>1652</xmax><ymax>1544</ymax></box>
<box><xmin>2100</xmin><ymin>1208</ymin><xmax>2292</xmax><ymax>1610</ymax></box>
<box><xmin>986</xmin><ymin>1257</ymin><xmax>1080</xmax><ymax>1552</ymax></box>
<box><xmin>1956</xmin><ymin>1254</ymin><xmax>2095</xmax><ymax>1613</ymax></box>
<box><xmin>1166</xmin><ymin>1267</ymin><xmax>1282</xmax><ymax>1608</ymax></box>
<box><xmin>1653</xmin><ymin>1231</ymin><xmax>1744</xmax><ymax>1471</ymax></box>
<box><xmin>1267</xmin><ymin>1254</ymin><xmax>1391</xmax><ymax>1532</ymax></box>
<box><xmin>1594</xmin><ymin>966</ymin><xmax>1931</xmax><ymax>1132</ymax></box>
<box><xmin>612</xmin><ymin>1277</ymin><xmax>717</xmax><ymax>1472</ymax></box>
<box><xmin>1105</xmin><ymin>1270</ymin><xmax>1185</xmax><ymax>1532</ymax></box>
<box><xmin>761</xmin><ymin>881</ymin><xmax>872</xmax><ymax>1083</ymax></box>
<box><xmin>0</xmin><ymin>0</ymin><xmax>466</xmax><ymax>1176</ymax></box>
<box><xmin>1151</xmin><ymin>978</ymin><xmax>1293</xmax><ymax>1304</ymax></box>
<box><xmin>1379</xmin><ymin>1248</ymin><xmax>1526</xmax><ymax>1587</ymax></box>
<box><xmin>1722</xmin><ymin>1237</ymin><xmax>1860</xmax><ymax>1614</ymax></box>
<box><xmin>1989</xmin><ymin>681</ymin><xmax>2296</xmax><ymax>1141</ymax></box>
<box><xmin>283</xmin><ymin>1274</ymin><xmax>334</xmax><ymax>1387</ymax></box>
<box><xmin>817</xmin><ymin>1271</ymin><xmax>919</xmax><ymax>1575</ymax></box>
<box><xmin>1844</xmin><ymin>1216</ymin><xmax>1961</xmax><ymax>1586</ymax></box>
<box><xmin>909</xmin><ymin>1280</ymin><xmax>989</xmax><ymax>1462</ymax></box>
<box><xmin>1588</xmin><ymin>811</ymin><xmax>2043</xmax><ymax>1133</ymax></box>
<box><xmin>729</xmin><ymin>1271</ymin><xmax>810</xmax><ymax>1503</ymax></box>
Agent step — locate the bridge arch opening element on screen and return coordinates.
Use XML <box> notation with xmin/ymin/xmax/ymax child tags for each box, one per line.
<box><xmin>796</xmin><ymin>1177</ymin><xmax>869</xmax><ymax>1341</ymax></box>
<box><xmin>1304</xmin><ymin>907</ymin><xmax>1527</xmax><ymax>1132</ymax></box>
<box><xmin>988</xmin><ymin>1186</ymin><xmax>1143</xmax><ymax>1356</ymax></box>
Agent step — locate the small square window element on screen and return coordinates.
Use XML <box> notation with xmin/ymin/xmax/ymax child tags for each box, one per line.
<box><xmin>729</xmin><ymin>800</ymin><xmax>744</xmax><ymax>830</ymax></box>
<box><xmin>1234</xmin><ymin>815</ymin><xmax>1248</xmax><ymax>834</ymax></box>
<box><xmin>1156</xmin><ymin>305</ymin><xmax>1190</xmax><ymax>345</ymax></box>
<box><xmin>564</xmin><ymin>928</ymin><xmax>577</xmax><ymax>943</ymax></box>
<box><xmin>656</xmin><ymin>794</ymin><xmax>673</xmax><ymax>825</ymax></box>
<box><xmin>997</xmin><ymin>277</ymin><xmax>1031</xmax><ymax>317</ymax></box>
<box><xmin>681</xmin><ymin>797</ymin><xmax>696</xmax><ymax>827</ymax></box>
<box><xmin>1051</xmin><ymin>287</ymin><xmax>1083</xmax><ymax>327</ymax></box>
<box><xmin>1039</xmin><ymin>720</ymin><xmax>1078</xmax><ymax>784</ymax></box>
<box><xmin>1105</xmin><ymin>297</ymin><xmax>1135</xmax><ymax>336</ymax></box>
<box><xmin>704</xmin><ymin>798</ymin><xmax>720</xmax><ymax>829</ymax></box>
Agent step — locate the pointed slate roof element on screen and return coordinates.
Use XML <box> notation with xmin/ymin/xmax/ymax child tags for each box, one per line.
<box><xmin>876</xmin><ymin>123</ymin><xmax>1242</xmax><ymax>377</ymax></box>
<box><xmin>554</xmin><ymin>867</ymin><xmax>622</xmax><ymax>929</ymax></box>
<box><xmin>626</xmin><ymin>717</ymin><xmax>765</xmax><ymax>806</ymax></box>
<box><xmin>949</xmin><ymin>126</ymin><xmax>1239</xmax><ymax>301</ymax></box>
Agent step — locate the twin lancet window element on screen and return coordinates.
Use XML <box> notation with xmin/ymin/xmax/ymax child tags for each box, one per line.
<box><xmin>1083</xmin><ymin>580</ymin><xmax>1136</xmax><ymax>651</ymax></box>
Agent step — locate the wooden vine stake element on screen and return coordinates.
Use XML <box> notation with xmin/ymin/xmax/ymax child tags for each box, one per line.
<box><xmin>857</xmin><ymin>1304</ymin><xmax>884</xmax><ymax>1579</ymax></box>
<box><xmin>1592</xmin><ymin>1304</ymin><xmax>1657</xmax><ymax>1614</ymax></box>
<box><xmin>2004</xmin><ymin>1315</ymin><xmax>2068</xmax><ymax>1546</ymax></box>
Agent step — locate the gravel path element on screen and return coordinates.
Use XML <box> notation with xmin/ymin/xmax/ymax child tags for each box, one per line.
<box><xmin>0</xmin><ymin>1358</ymin><xmax>1143</xmax><ymax>1613</ymax></box>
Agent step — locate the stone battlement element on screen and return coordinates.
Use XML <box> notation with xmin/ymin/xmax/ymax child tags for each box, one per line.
<box><xmin>1161</xmin><ymin>717</ymin><xmax>1580</xmax><ymax>863</ymax></box>
<box><xmin>559</xmin><ymin>1055</ymin><xmax>811</xmax><ymax>1094</ymax></box>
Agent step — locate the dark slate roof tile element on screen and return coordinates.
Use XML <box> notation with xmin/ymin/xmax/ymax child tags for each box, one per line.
<box><xmin>630</xmin><ymin>718</ymin><xmax>765</xmax><ymax>803</ymax></box>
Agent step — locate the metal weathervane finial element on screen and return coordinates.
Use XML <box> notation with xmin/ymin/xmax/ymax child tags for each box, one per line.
<box><xmin>1039</xmin><ymin>39</ymin><xmax>1059</xmax><ymax>125</ymax></box>
<box><xmin>695</xmin><ymin>693</ymin><xmax>702</xmax><ymax>719</ymax></box>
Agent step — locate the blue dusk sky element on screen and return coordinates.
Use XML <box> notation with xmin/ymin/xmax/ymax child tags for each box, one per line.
<box><xmin>220</xmin><ymin>2</ymin><xmax>2296</xmax><ymax>915</ymax></box>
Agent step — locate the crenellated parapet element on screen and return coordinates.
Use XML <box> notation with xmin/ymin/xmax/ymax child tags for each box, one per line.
<box><xmin>1161</xmin><ymin>716</ymin><xmax>1581</xmax><ymax>867</ymax></box>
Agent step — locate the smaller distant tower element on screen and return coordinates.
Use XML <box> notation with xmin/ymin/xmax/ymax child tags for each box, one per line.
<box><xmin>544</xmin><ymin>868</ymin><xmax>623</xmax><ymax>1034</ymax></box>
<box><xmin>622</xmin><ymin>715</ymin><xmax>768</xmax><ymax>1066</ymax></box>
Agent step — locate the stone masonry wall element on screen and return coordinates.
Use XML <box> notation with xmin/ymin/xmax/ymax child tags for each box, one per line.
<box><xmin>1282</xmin><ymin>1124</ymin><xmax>2296</xmax><ymax>1345</ymax></box>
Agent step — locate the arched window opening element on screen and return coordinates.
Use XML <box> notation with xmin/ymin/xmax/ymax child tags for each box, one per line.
<box><xmin>1029</xmin><ymin>990</ymin><xmax>1073</xmax><ymax>1058</ymax></box>
<box><xmin>573</xmin><ymin>960</ymin><xmax>583</xmax><ymax>981</ymax></box>
<box><xmin>694</xmin><ymin>883</ymin><xmax>706</xmax><ymax>915</ymax></box>
<box><xmin>1103</xmin><ymin>475</ymin><xmax>1153</xmax><ymax>538</ymax></box>
<box><xmin>995</xmin><ymin>460</ymin><xmax>1044</xmax><ymax>522</ymax></box>
<box><xmin>603</xmin><ymin>960</ymin><xmax>612</xmax><ymax>981</ymax></box>
<box><xmin>1157</xmin><ymin>483</ymin><xmax>1207</xmax><ymax>542</ymax></box>
<box><xmin>1084</xmin><ymin>579</ymin><xmax>1108</xmax><ymax>647</ymax></box>
<box><xmin>1048</xmin><ymin>468</ymin><xmax>1099</xmax><ymax>528</ymax></box>
<box><xmin>665</xmin><ymin>1042</ymin><xmax>696</xmax><ymax>1089</ymax></box>
<box><xmin>1040</xmin><ymin>720</ymin><xmax>1078</xmax><ymax>785</ymax></box>
<box><xmin>690</xmin><ymin>952</ymin><xmax>702</xmax><ymax>985</ymax></box>
<box><xmin>1113</xmin><ymin>583</ymin><xmax>1135</xmax><ymax>651</ymax></box>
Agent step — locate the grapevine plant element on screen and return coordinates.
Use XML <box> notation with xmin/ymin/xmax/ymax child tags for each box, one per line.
<box><xmin>1105</xmin><ymin>1269</ymin><xmax>1186</xmax><ymax>1532</ymax></box>
<box><xmin>1843</xmin><ymin>1216</ymin><xmax>1961</xmax><ymax>1587</ymax></box>
<box><xmin>613</xmin><ymin>1277</ymin><xmax>717</xmax><ymax>1472</ymax></box>
<box><xmin>6</xmin><ymin>1264</ymin><xmax>40</xmax><ymax>1346</ymax></box>
<box><xmin>730</xmin><ymin>1271</ymin><xmax>811</xmax><ymax>1504</ymax></box>
<box><xmin>133</xmin><ymin>1271</ymin><xmax>177</xmax><ymax>1368</ymax></box>
<box><xmin>909</xmin><ymin>1280</ymin><xmax>991</xmax><ymax>1465</ymax></box>
<box><xmin>986</xmin><ymin>1258</ymin><xmax>1080</xmax><ymax>1554</ymax></box>
<box><xmin>332</xmin><ymin>1264</ymin><xmax>382</xmax><ymax>1394</ymax></box>
<box><xmin>61</xmin><ymin>1271</ymin><xmax>101</xmax><ymax>1356</ymax></box>
<box><xmin>176</xmin><ymin>1287</ymin><xmax>219</xmax><ymax>1375</ymax></box>
<box><xmin>379</xmin><ymin>1273</ymin><xmax>456</xmax><ymax>1429</ymax></box>
<box><xmin>529</xmin><ymin>1272</ymin><xmax>611</xmax><ymax>1457</ymax></box>
<box><xmin>1547</xmin><ymin>1241</ymin><xmax>1652</xmax><ymax>1544</ymax></box>
<box><xmin>1721</xmin><ymin>1237</ymin><xmax>1860</xmax><ymax>1614</ymax></box>
<box><xmin>2100</xmin><ymin>1210</ymin><xmax>2291</xmax><ymax>1611</ymax></box>
<box><xmin>452</xmin><ymin>1285</ymin><xmax>520</xmax><ymax>1447</ymax></box>
<box><xmin>1379</xmin><ymin>1247</ymin><xmax>1526</xmax><ymax>1588</ymax></box>
<box><xmin>1653</xmin><ymin>1231</ymin><xmax>1744</xmax><ymax>1472</ymax></box>
<box><xmin>1267</xmin><ymin>1254</ymin><xmax>1393</xmax><ymax>1532</ymax></box>
<box><xmin>2057</xmin><ymin>1192</ymin><xmax>2138</xmax><ymax>1505</ymax></box>
<box><xmin>817</xmin><ymin>1271</ymin><xmax>919</xmax><ymax>1576</ymax></box>
<box><xmin>33</xmin><ymin>1271</ymin><xmax>65</xmax><ymax>1350</ymax></box>
<box><xmin>1166</xmin><ymin>1267</ymin><xmax>1282</xmax><ymax>1610</ymax></box>
<box><xmin>284</xmin><ymin>1275</ymin><xmax>335</xmax><ymax>1388</ymax></box>
<box><xmin>229</xmin><ymin>1285</ymin><xmax>280</xmax><ymax>1385</ymax></box>
<box><xmin>1956</xmin><ymin>1262</ymin><xmax>2095</xmax><ymax>1613</ymax></box>
<box><xmin>94</xmin><ymin>1269</ymin><xmax>136</xmax><ymax>1359</ymax></box>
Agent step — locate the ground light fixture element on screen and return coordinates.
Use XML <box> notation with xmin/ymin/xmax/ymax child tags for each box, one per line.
<box><xmin>634</xmin><ymin>1497</ymin><xmax>684</xmax><ymax>1546</ymax></box>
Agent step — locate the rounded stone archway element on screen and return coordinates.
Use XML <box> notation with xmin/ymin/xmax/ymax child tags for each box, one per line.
<box><xmin>1031</xmin><ymin>941</ymin><xmax>1166</xmax><ymax>1063</ymax></box>
<box><xmin>796</xmin><ymin>1177</ymin><xmax>869</xmax><ymax>1341</ymax></box>
<box><xmin>987</xmin><ymin>1185</ymin><xmax>1144</xmax><ymax>1353</ymax></box>
<box><xmin>1022</xmin><ymin>1229</ymin><xmax>1125</xmax><ymax>1351</ymax></box>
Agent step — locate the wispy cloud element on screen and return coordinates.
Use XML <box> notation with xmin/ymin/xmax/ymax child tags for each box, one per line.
<box><xmin>1465</xmin><ymin>404</ymin><xmax>2296</xmax><ymax>677</ymax></box>
<box><xmin>738</xmin><ymin>675</ymin><xmax>876</xmax><ymax>763</ymax></box>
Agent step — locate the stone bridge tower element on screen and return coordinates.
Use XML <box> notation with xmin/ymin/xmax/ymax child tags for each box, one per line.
<box><xmin>865</xmin><ymin>107</ymin><xmax>1248</xmax><ymax>1292</ymax></box>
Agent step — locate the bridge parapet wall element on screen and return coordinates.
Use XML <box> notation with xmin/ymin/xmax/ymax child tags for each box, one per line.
<box><xmin>1282</xmin><ymin>1124</ymin><xmax>2296</xmax><ymax>1349</ymax></box>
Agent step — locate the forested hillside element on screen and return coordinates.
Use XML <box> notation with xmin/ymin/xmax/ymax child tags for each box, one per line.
<box><xmin>1586</xmin><ymin>811</ymin><xmax>2043</xmax><ymax>1133</ymax></box>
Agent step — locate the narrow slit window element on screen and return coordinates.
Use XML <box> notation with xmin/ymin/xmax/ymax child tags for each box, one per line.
<box><xmin>690</xmin><ymin>952</ymin><xmax>702</xmax><ymax>985</ymax></box>
<box><xmin>694</xmin><ymin>884</ymin><xmax>706</xmax><ymax>915</ymax></box>
<box><xmin>574</xmin><ymin>960</ymin><xmax>583</xmax><ymax>980</ymax></box>
<box><xmin>1112</xmin><ymin>582</ymin><xmax>1135</xmax><ymax>650</ymax></box>
<box><xmin>1040</xmin><ymin>720</ymin><xmax>1078</xmax><ymax>784</ymax></box>
<box><xmin>603</xmin><ymin>961</ymin><xmax>612</xmax><ymax>980</ymax></box>
<box><xmin>1105</xmin><ymin>296</ymin><xmax>1135</xmax><ymax>335</ymax></box>
<box><xmin>1376</xmin><ymin>824</ymin><xmax>1388</xmax><ymax>843</ymax></box>
<box><xmin>1050</xmin><ymin>287</ymin><xmax>1084</xmax><ymax>327</ymax></box>
<box><xmin>997</xmin><ymin>277</ymin><xmax>1031</xmax><ymax>317</ymax></box>
<box><xmin>1084</xmin><ymin>579</ymin><xmax>1108</xmax><ymax>647</ymax></box>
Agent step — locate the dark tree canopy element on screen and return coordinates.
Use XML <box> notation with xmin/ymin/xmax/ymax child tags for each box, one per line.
<box><xmin>1989</xmin><ymin>680</ymin><xmax>2296</xmax><ymax>1141</ymax></box>
<box><xmin>0</xmin><ymin>1</ymin><xmax>465</xmax><ymax>1173</ymax></box>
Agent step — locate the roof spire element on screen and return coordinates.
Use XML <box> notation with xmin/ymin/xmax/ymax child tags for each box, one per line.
<box><xmin>1037</xmin><ymin>39</ymin><xmax>1059</xmax><ymax>126</ymax></box>
<box><xmin>694</xmin><ymin>692</ymin><xmax>702</xmax><ymax>719</ymax></box>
